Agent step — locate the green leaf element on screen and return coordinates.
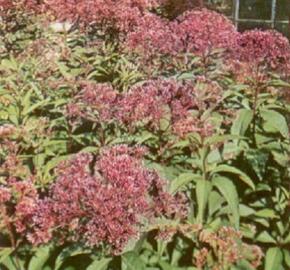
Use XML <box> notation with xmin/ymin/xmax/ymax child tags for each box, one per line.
<box><xmin>265</xmin><ymin>247</ymin><xmax>283</xmax><ymax>270</ymax></box>
<box><xmin>28</xmin><ymin>246</ymin><xmax>52</xmax><ymax>270</ymax></box>
<box><xmin>122</xmin><ymin>252</ymin><xmax>146</xmax><ymax>270</ymax></box>
<box><xmin>256</xmin><ymin>231</ymin><xmax>276</xmax><ymax>244</ymax></box>
<box><xmin>54</xmin><ymin>246</ymin><xmax>91</xmax><ymax>270</ymax></box>
<box><xmin>1</xmin><ymin>255</ymin><xmax>25</xmax><ymax>270</ymax></box>
<box><xmin>245</xmin><ymin>149</ymin><xmax>269</xmax><ymax>181</ymax></box>
<box><xmin>196</xmin><ymin>179</ymin><xmax>212</xmax><ymax>224</ymax></box>
<box><xmin>208</xmin><ymin>191</ymin><xmax>224</xmax><ymax>217</ymax></box>
<box><xmin>255</xmin><ymin>209</ymin><xmax>278</xmax><ymax>219</ymax></box>
<box><xmin>1</xmin><ymin>58</ymin><xmax>18</xmax><ymax>71</ymax></box>
<box><xmin>231</xmin><ymin>109</ymin><xmax>253</xmax><ymax>136</ymax></box>
<box><xmin>211</xmin><ymin>164</ymin><xmax>255</xmax><ymax>190</ymax></box>
<box><xmin>169</xmin><ymin>173</ymin><xmax>200</xmax><ymax>194</ymax></box>
<box><xmin>204</xmin><ymin>134</ymin><xmax>242</xmax><ymax>146</ymax></box>
<box><xmin>213</xmin><ymin>176</ymin><xmax>240</xmax><ymax>228</ymax></box>
<box><xmin>21</xmin><ymin>89</ymin><xmax>33</xmax><ymax>113</ymax></box>
<box><xmin>239</xmin><ymin>204</ymin><xmax>255</xmax><ymax>217</ymax></box>
<box><xmin>22</xmin><ymin>99</ymin><xmax>50</xmax><ymax>116</ymax></box>
<box><xmin>0</xmin><ymin>248</ymin><xmax>13</xmax><ymax>263</ymax></box>
<box><xmin>283</xmin><ymin>249</ymin><xmax>290</xmax><ymax>267</ymax></box>
<box><xmin>86</xmin><ymin>258</ymin><xmax>111</xmax><ymax>270</ymax></box>
<box><xmin>159</xmin><ymin>261</ymin><xmax>197</xmax><ymax>270</ymax></box>
<box><xmin>260</xmin><ymin>109</ymin><xmax>289</xmax><ymax>138</ymax></box>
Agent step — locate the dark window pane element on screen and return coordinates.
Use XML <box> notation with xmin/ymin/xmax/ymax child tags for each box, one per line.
<box><xmin>239</xmin><ymin>0</ymin><xmax>272</xmax><ymax>20</ymax></box>
<box><xmin>275</xmin><ymin>22</ymin><xmax>290</xmax><ymax>38</ymax></box>
<box><xmin>276</xmin><ymin>0</ymin><xmax>290</xmax><ymax>20</ymax></box>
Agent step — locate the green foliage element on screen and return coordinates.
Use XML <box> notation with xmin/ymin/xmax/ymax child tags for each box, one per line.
<box><xmin>0</xmin><ymin>7</ymin><xmax>289</xmax><ymax>270</ymax></box>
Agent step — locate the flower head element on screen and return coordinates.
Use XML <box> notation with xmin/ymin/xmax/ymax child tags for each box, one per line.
<box><xmin>235</xmin><ymin>29</ymin><xmax>290</xmax><ymax>71</ymax></box>
<box><xmin>29</xmin><ymin>145</ymin><xmax>186</xmax><ymax>253</ymax></box>
<box><xmin>176</xmin><ymin>9</ymin><xmax>238</xmax><ymax>55</ymax></box>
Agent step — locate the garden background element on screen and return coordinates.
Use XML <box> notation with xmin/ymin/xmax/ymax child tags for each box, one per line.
<box><xmin>0</xmin><ymin>1</ymin><xmax>289</xmax><ymax>270</ymax></box>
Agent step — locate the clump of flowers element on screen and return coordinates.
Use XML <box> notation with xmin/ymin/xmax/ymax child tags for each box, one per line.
<box><xmin>194</xmin><ymin>227</ymin><xmax>263</xmax><ymax>269</ymax></box>
<box><xmin>125</xmin><ymin>8</ymin><xmax>238</xmax><ymax>63</ymax></box>
<box><xmin>117</xmin><ymin>79</ymin><xmax>196</xmax><ymax>130</ymax></box>
<box><xmin>28</xmin><ymin>145</ymin><xmax>187</xmax><ymax>253</ymax></box>
<box><xmin>235</xmin><ymin>29</ymin><xmax>290</xmax><ymax>72</ymax></box>
<box><xmin>124</xmin><ymin>13</ymin><xmax>180</xmax><ymax>59</ymax></box>
<box><xmin>175</xmin><ymin>8</ymin><xmax>238</xmax><ymax>56</ymax></box>
<box><xmin>67</xmin><ymin>82</ymin><xmax>119</xmax><ymax>123</ymax></box>
<box><xmin>1</xmin><ymin>0</ymin><xmax>164</xmax><ymax>32</ymax></box>
<box><xmin>0</xmin><ymin>178</ymin><xmax>38</xmax><ymax>247</ymax></box>
<box><xmin>0</xmin><ymin>124</ymin><xmax>16</xmax><ymax>138</ymax></box>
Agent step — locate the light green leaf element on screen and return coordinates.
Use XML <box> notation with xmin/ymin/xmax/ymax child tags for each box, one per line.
<box><xmin>196</xmin><ymin>179</ymin><xmax>212</xmax><ymax>224</ymax></box>
<box><xmin>283</xmin><ymin>249</ymin><xmax>290</xmax><ymax>267</ymax></box>
<box><xmin>239</xmin><ymin>204</ymin><xmax>255</xmax><ymax>217</ymax></box>
<box><xmin>256</xmin><ymin>231</ymin><xmax>276</xmax><ymax>244</ymax></box>
<box><xmin>204</xmin><ymin>134</ymin><xmax>242</xmax><ymax>146</ymax></box>
<box><xmin>211</xmin><ymin>164</ymin><xmax>255</xmax><ymax>190</ymax></box>
<box><xmin>28</xmin><ymin>245</ymin><xmax>52</xmax><ymax>270</ymax></box>
<box><xmin>0</xmin><ymin>248</ymin><xmax>13</xmax><ymax>263</ymax></box>
<box><xmin>1</xmin><ymin>255</ymin><xmax>25</xmax><ymax>270</ymax></box>
<box><xmin>260</xmin><ymin>109</ymin><xmax>289</xmax><ymax>138</ymax></box>
<box><xmin>122</xmin><ymin>252</ymin><xmax>146</xmax><ymax>270</ymax></box>
<box><xmin>170</xmin><ymin>173</ymin><xmax>200</xmax><ymax>194</ymax></box>
<box><xmin>213</xmin><ymin>176</ymin><xmax>239</xmax><ymax>228</ymax></box>
<box><xmin>265</xmin><ymin>247</ymin><xmax>283</xmax><ymax>270</ymax></box>
<box><xmin>54</xmin><ymin>246</ymin><xmax>91</xmax><ymax>270</ymax></box>
<box><xmin>22</xmin><ymin>99</ymin><xmax>50</xmax><ymax>116</ymax></box>
<box><xmin>86</xmin><ymin>258</ymin><xmax>111</xmax><ymax>270</ymax></box>
<box><xmin>159</xmin><ymin>261</ymin><xmax>197</xmax><ymax>270</ymax></box>
<box><xmin>255</xmin><ymin>209</ymin><xmax>278</xmax><ymax>219</ymax></box>
<box><xmin>208</xmin><ymin>191</ymin><xmax>224</xmax><ymax>217</ymax></box>
<box><xmin>231</xmin><ymin>109</ymin><xmax>253</xmax><ymax>136</ymax></box>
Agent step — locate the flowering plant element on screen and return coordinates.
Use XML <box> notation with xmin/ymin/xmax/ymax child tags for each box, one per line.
<box><xmin>0</xmin><ymin>2</ymin><xmax>289</xmax><ymax>270</ymax></box>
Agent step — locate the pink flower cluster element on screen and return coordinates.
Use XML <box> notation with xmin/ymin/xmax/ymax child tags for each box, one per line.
<box><xmin>234</xmin><ymin>29</ymin><xmax>290</xmax><ymax>71</ymax></box>
<box><xmin>0</xmin><ymin>178</ymin><xmax>38</xmax><ymax>236</ymax></box>
<box><xmin>68</xmin><ymin>78</ymin><xmax>227</xmax><ymax>138</ymax></box>
<box><xmin>117</xmin><ymin>79</ymin><xmax>195</xmax><ymax>127</ymax></box>
<box><xmin>125</xmin><ymin>9</ymin><xmax>290</xmax><ymax>75</ymax></box>
<box><xmin>176</xmin><ymin>9</ymin><xmax>238</xmax><ymax>55</ymax></box>
<box><xmin>125</xmin><ymin>9</ymin><xmax>238</xmax><ymax>58</ymax></box>
<box><xmin>2</xmin><ymin>2</ymin><xmax>289</xmax><ymax>74</ymax></box>
<box><xmin>26</xmin><ymin>145</ymin><xmax>187</xmax><ymax>253</ymax></box>
<box><xmin>195</xmin><ymin>227</ymin><xmax>263</xmax><ymax>269</ymax></box>
<box><xmin>0</xmin><ymin>0</ymin><xmax>163</xmax><ymax>31</ymax></box>
<box><xmin>124</xmin><ymin>13</ymin><xmax>181</xmax><ymax>58</ymax></box>
<box><xmin>74</xmin><ymin>82</ymin><xmax>119</xmax><ymax>122</ymax></box>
